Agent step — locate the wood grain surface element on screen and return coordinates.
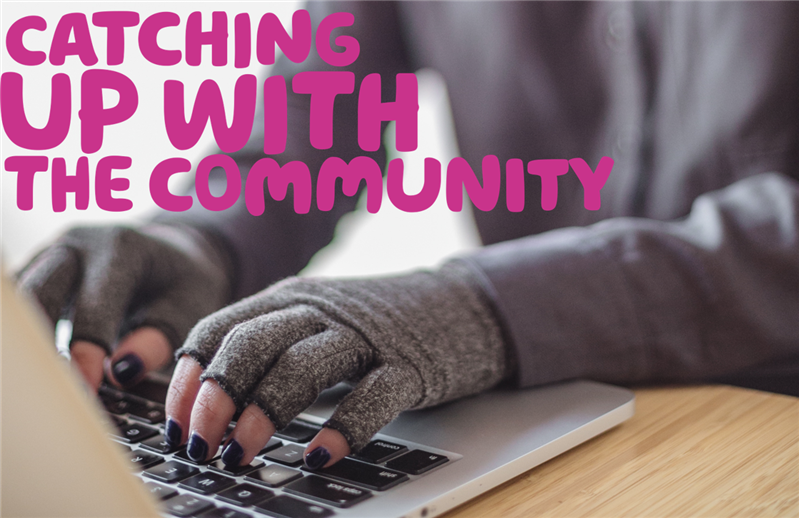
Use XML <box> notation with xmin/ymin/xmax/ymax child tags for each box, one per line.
<box><xmin>444</xmin><ymin>385</ymin><xmax>798</xmax><ymax>518</ymax></box>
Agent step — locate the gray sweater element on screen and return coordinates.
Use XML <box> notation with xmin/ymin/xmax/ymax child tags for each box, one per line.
<box><xmin>166</xmin><ymin>2</ymin><xmax>799</xmax><ymax>395</ymax></box>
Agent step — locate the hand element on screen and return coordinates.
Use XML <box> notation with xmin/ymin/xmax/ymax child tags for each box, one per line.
<box><xmin>16</xmin><ymin>225</ymin><xmax>232</xmax><ymax>391</ymax></box>
<box><xmin>165</xmin><ymin>261</ymin><xmax>510</xmax><ymax>469</ymax></box>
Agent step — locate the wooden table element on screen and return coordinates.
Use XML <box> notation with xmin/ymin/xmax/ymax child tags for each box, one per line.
<box><xmin>444</xmin><ymin>385</ymin><xmax>798</xmax><ymax>517</ymax></box>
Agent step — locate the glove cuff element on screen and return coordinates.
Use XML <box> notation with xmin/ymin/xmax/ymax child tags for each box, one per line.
<box><xmin>443</xmin><ymin>259</ymin><xmax>519</xmax><ymax>386</ymax></box>
<box><xmin>404</xmin><ymin>259</ymin><xmax>510</xmax><ymax>407</ymax></box>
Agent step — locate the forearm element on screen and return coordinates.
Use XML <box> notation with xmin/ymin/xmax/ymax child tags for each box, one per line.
<box><xmin>466</xmin><ymin>172</ymin><xmax>799</xmax><ymax>387</ymax></box>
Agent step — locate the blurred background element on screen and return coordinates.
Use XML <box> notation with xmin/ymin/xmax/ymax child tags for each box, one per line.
<box><xmin>1</xmin><ymin>1</ymin><xmax>480</xmax><ymax>278</ymax></box>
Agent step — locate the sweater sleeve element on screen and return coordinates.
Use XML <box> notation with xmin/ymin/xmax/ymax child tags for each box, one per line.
<box><xmin>466</xmin><ymin>172</ymin><xmax>799</xmax><ymax>390</ymax></box>
<box><xmin>157</xmin><ymin>2</ymin><xmax>412</xmax><ymax>300</ymax></box>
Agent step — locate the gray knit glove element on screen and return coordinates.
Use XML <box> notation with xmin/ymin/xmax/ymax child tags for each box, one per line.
<box><xmin>177</xmin><ymin>261</ymin><xmax>510</xmax><ymax>452</ymax></box>
<box><xmin>16</xmin><ymin>225</ymin><xmax>232</xmax><ymax>353</ymax></box>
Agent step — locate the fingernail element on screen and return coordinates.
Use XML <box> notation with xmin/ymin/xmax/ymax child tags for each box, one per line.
<box><xmin>164</xmin><ymin>419</ymin><xmax>182</xmax><ymax>447</ymax></box>
<box><xmin>304</xmin><ymin>446</ymin><xmax>331</xmax><ymax>470</ymax></box>
<box><xmin>187</xmin><ymin>432</ymin><xmax>208</xmax><ymax>462</ymax></box>
<box><xmin>111</xmin><ymin>353</ymin><xmax>144</xmax><ymax>386</ymax></box>
<box><xmin>221</xmin><ymin>439</ymin><xmax>244</xmax><ymax>467</ymax></box>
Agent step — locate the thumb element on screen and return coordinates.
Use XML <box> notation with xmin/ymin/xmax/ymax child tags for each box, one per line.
<box><xmin>106</xmin><ymin>327</ymin><xmax>172</xmax><ymax>388</ymax></box>
<box><xmin>70</xmin><ymin>341</ymin><xmax>106</xmax><ymax>392</ymax></box>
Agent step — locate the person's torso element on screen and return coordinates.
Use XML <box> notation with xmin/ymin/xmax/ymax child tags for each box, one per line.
<box><xmin>397</xmin><ymin>1</ymin><xmax>799</xmax><ymax>244</ymax></box>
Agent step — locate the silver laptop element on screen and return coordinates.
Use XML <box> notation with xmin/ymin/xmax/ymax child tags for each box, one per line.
<box><xmin>1</xmin><ymin>277</ymin><xmax>634</xmax><ymax>518</ymax></box>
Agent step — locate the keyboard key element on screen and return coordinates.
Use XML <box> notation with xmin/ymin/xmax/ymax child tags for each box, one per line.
<box><xmin>102</xmin><ymin>396</ymin><xmax>132</xmax><ymax>415</ymax></box>
<box><xmin>385</xmin><ymin>450</ymin><xmax>449</xmax><ymax>475</ymax></box>
<box><xmin>162</xmin><ymin>493</ymin><xmax>214</xmax><ymax>517</ymax></box>
<box><xmin>254</xmin><ymin>495</ymin><xmax>334</xmax><ymax>518</ymax></box>
<box><xmin>179</xmin><ymin>472</ymin><xmax>236</xmax><ymax>495</ymax></box>
<box><xmin>259</xmin><ymin>438</ymin><xmax>283</xmax><ymax>455</ymax></box>
<box><xmin>284</xmin><ymin>475</ymin><xmax>371</xmax><ymax>508</ymax></box>
<box><xmin>98</xmin><ymin>385</ymin><xmax>122</xmax><ymax>397</ymax></box>
<box><xmin>140</xmin><ymin>434</ymin><xmax>184</xmax><ymax>455</ymax></box>
<box><xmin>174</xmin><ymin>447</ymin><xmax>222</xmax><ymax>466</ymax></box>
<box><xmin>306</xmin><ymin>458</ymin><xmax>408</xmax><ymax>491</ymax></box>
<box><xmin>128</xmin><ymin>403</ymin><xmax>166</xmax><ymax>424</ymax></box>
<box><xmin>352</xmin><ymin>440</ymin><xmax>408</xmax><ymax>464</ymax></box>
<box><xmin>263</xmin><ymin>444</ymin><xmax>305</xmax><ymax>467</ymax></box>
<box><xmin>274</xmin><ymin>421</ymin><xmax>322</xmax><ymax>443</ymax></box>
<box><xmin>111</xmin><ymin>423</ymin><xmax>158</xmax><ymax>443</ymax></box>
<box><xmin>216</xmin><ymin>483</ymin><xmax>274</xmax><ymax>507</ymax></box>
<box><xmin>209</xmin><ymin>458</ymin><xmax>265</xmax><ymax>476</ymax></box>
<box><xmin>143</xmin><ymin>460</ymin><xmax>200</xmax><ymax>483</ymax></box>
<box><xmin>246</xmin><ymin>465</ymin><xmax>303</xmax><ymax>488</ymax></box>
<box><xmin>143</xmin><ymin>481</ymin><xmax>178</xmax><ymax>501</ymax></box>
<box><xmin>128</xmin><ymin>450</ymin><xmax>164</xmax><ymax>470</ymax></box>
<box><xmin>200</xmin><ymin>508</ymin><xmax>251</xmax><ymax>518</ymax></box>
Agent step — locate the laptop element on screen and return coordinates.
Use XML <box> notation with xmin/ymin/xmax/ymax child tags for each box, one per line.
<box><xmin>1</xmin><ymin>277</ymin><xmax>635</xmax><ymax>518</ymax></box>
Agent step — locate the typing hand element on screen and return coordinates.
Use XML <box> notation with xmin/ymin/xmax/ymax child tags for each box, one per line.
<box><xmin>16</xmin><ymin>225</ymin><xmax>231</xmax><ymax>391</ymax></box>
<box><xmin>164</xmin><ymin>261</ymin><xmax>510</xmax><ymax>469</ymax></box>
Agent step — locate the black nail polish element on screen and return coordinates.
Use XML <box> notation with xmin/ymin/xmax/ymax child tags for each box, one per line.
<box><xmin>187</xmin><ymin>432</ymin><xmax>208</xmax><ymax>462</ymax></box>
<box><xmin>111</xmin><ymin>353</ymin><xmax>144</xmax><ymax>386</ymax></box>
<box><xmin>164</xmin><ymin>419</ymin><xmax>182</xmax><ymax>448</ymax></box>
<box><xmin>221</xmin><ymin>439</ymin><xmax>244</xmax><ymax>467</ymax></box>
<box><xmin>304</xmin><ymin>446</ymin><xmax>331</xmax><ymax>470</ymax></box>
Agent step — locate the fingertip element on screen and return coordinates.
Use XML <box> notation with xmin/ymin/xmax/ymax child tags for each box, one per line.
<box><xmin>70</xmin><ymin>340</ymin><xmax>106</xmax><ymax>392</ymax></box>
<box><xmin>305</xmin><ymin>427</ymin><xmax>351</xmax><ymax>469</ymax></box>
<box><xmin>165</xmin><ymin>355</ymin><xmax>204</xmax><ymax>446</ymax></box>
<box><xmin>225</xmin><ymin>404</ymin><xmax>276</xmax><ymax>467</ymax></box>
<box><xmin>187</xmin><ymin>431</ymin><xmax>210</xmax><ymax>462</ymax></box>
<box><xmin>221</xmin><ymin>438</ymin><xmax>244</xmax><ymax>467</ymax></box>
<box><xmin>108</xmin><ymin>327</ymin><xmax>172</xmax><ymax>387</ymax></box>
<box><xmin>188</xmin><ymin>379</ymin><xmax>237</xmax><ymax>461</ymax></box>
<box><xmin>164</xmin><ymin>418</ymin><xmax>183</xmax><ymax>449</ymax></box>
<box><xmin>304</xmin><ymin>446</ymin><xmax>331</xmax><ymax>470</ymax></box>
<box><xmin>108</xmin><ymin>353</ymin><xmax>145</xmax><ymax>387</ymax></box>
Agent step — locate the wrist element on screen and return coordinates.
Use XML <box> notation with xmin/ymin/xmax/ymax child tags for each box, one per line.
<box><xmin>440</xmin><ymin>259</ymin><xmax>519</xmax><ymax>387</ymax></box>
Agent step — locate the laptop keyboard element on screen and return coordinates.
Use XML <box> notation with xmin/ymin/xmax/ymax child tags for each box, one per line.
<box><xmin>101</xmin><ymin>386</ymin><xmax>457</xmax><ymax>517</ymax></box>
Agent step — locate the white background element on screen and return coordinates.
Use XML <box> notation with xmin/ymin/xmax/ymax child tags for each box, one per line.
<box><xmin>1</xmin><ymin>1</ymin><xmax>480</xmax><ymax>279</ymax></box>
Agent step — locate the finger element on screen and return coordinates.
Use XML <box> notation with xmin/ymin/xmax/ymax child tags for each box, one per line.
<box><xmin>221</xmin><ymin>325</ymin><xmax>372</xmax><ymax>467</ymax></box>
<box><xmin>200</xmin><ymin>305</ymin><xmax>329</xmax><ymax>410</ymax></box>
<box><xmin>247</xmin><ymin>324</ymin><xmax>373</xmax><ymax>431</ymax></box>
<box><xmin>221</xmin><ymin>404</ymin><xmax>276</xmax><ymax>467</ymax></box>
<box><xmin>177</xmin><ymin>289</ymin><xmax>299</xmax><ymax>369</ymax></box>
<box><xmin>304</xmin><ymin>427</ymin><xmax>350</xmax><ymax>470</ymax></box>
<box><xmin>324</xmin><ymin>364</ymin><xmax>423</xmax><ymax>454</ymax></box>
<box><xmin>187</xmin><ymin>380</ymin><xmax>236</xmax><ymax>462</ymax></box>
<box><xmin>16</xmin><ymin>246</ymin><xmax>80</xmax><ymax>326</ymax></box>
<box><xmin>69</xmin><ymin>340</ymin><xmax>106</xmax><ymax>392</ymax></box>
<box><xmin>176</xmin><ymin>276</ymin><xmax>332</xmax><ymax>369</ymax></box>
<box><xmin>164</xmin><ymin>355</ymin><xmax>203</xmax><ymax>447</ymax></box>
<box><xmin>105</xmin><ymin>327</ymin><xmax>172</xmax><ymax>388</ymax></box>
